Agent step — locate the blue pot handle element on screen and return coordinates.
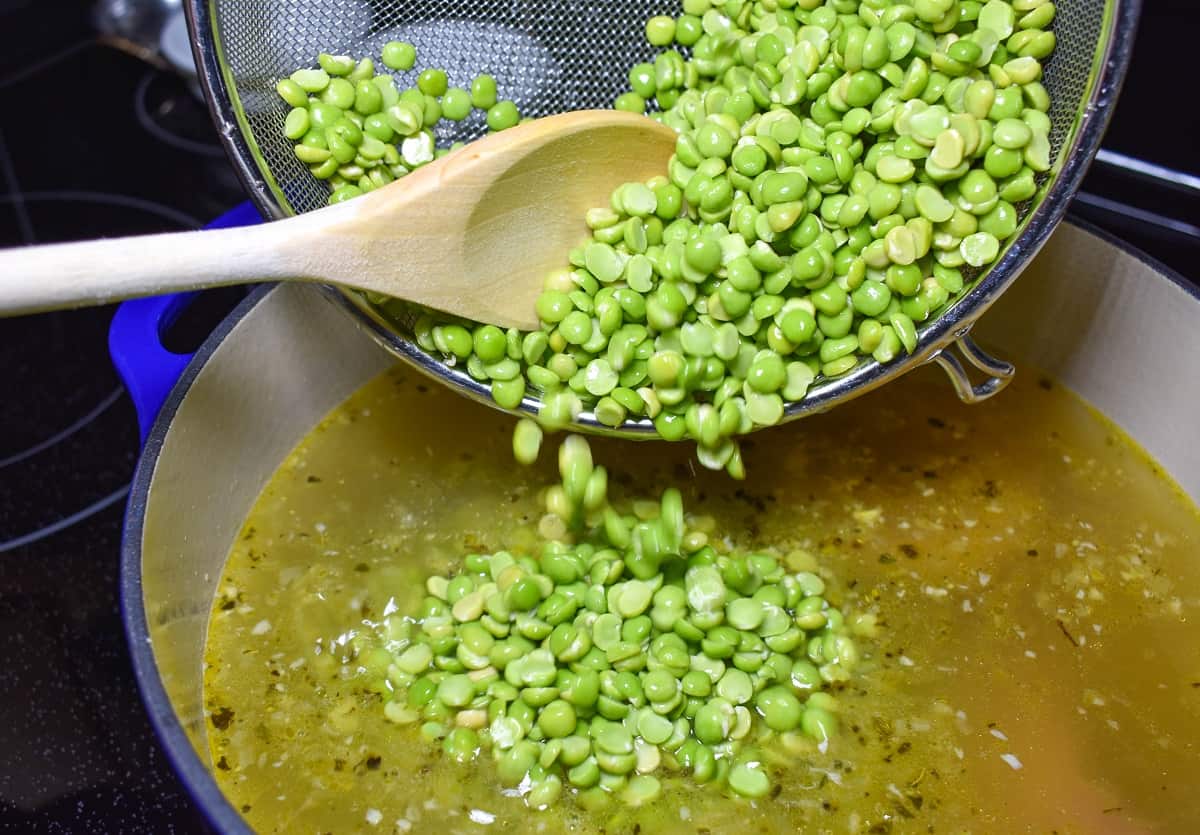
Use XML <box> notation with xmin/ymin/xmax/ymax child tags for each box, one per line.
<box><xmin>108</xmin><ymin>201</ymin><xmax>264</xmax><ymax>443</ymax></box>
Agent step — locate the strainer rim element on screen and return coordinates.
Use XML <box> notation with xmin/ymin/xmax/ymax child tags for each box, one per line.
<box><xmin>187</xmin><ymin>0</ymin><xmax>1142</xmax><ymax>439</ymax></box>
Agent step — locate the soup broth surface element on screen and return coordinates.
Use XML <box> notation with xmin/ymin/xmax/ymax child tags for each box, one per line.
<box><xmin>204</xmin><ymin>366</ymin><xmax>1200</xmax><ymax>834</ymax></box>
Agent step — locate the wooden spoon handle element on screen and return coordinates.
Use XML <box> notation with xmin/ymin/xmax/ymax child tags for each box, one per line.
<box><xmin>0</xmin><ymin>224</ymin><xmax>294</xmax><ymax>315</ymax></box>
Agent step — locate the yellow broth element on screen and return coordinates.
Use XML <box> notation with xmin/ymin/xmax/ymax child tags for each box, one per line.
<box><xmin>203</xmin><ymin>365</ymin><xmax>1200</xmax><ymax>834</ymax></box>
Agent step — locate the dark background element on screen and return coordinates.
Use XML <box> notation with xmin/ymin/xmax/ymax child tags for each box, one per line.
<box><xmin>0</xmin><ymin>0</ymin><xmax>1196</xmax><ymax>832</ymax></box>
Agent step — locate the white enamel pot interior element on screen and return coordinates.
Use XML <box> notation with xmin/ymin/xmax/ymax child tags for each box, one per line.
<box><xmin>120</xmin><ymin>221</ymin><xmax>1200</xmax><ymax>833</ymax></box>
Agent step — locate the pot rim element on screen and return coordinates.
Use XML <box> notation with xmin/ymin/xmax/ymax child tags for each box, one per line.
<box><xmin>120</xmin><ymin>283</ymin><xmax>271</xmax><ymax>835</ymax></box>
<box><xmin>119</xmin><ymin>218</ymin><xmax>1198</xmax><ymax>832</ymax></box>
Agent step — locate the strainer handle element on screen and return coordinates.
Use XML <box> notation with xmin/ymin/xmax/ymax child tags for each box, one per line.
<box><xmin>929</xmin><ymin>332</ymin><xmax>1016</xmax><ymax>404</ymax></box>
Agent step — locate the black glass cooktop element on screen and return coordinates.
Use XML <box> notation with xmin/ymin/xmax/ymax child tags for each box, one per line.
<box><xmin>0</xmin><ymin>0</ymin><xmax>1196</xmax><ymax>831</ymax></box>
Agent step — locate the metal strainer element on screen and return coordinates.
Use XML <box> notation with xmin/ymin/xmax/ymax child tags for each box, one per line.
<box><xmin>185</xmin><ymin>0</ymin><xmax>1139</xmax><ymax>437</ymax></box>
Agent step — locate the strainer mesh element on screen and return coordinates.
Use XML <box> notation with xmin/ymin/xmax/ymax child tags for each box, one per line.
<box><xmin>1044</xmin><ymin>0</ymin><xmax>1109</xmax><ymax>164</ymax></box>
<box><xmin>213</xmin><ymin>0</ymin><xmax>1109</xmax><ymax>219</ymax></box>
<box><xmin>216</xmin><ymin>0</ymin><xmax>675</xmax><ymax>216</ymax></box>
<box><xmin>199</xmin><ymin>0</ymin><xmax>1120</xmax><ymax>430</ymax></box>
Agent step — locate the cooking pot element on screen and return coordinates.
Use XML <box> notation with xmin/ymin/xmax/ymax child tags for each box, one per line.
<box><xmin>114</xmin><ymin>217</ymin><xmax>1199</xmax><ymax>832</ymax></box>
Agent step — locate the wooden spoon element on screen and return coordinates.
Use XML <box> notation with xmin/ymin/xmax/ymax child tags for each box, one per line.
<box><xmin>0</xmin><ymin>111</ymin><xmax>677</xmax><ymax>330</ymax></box>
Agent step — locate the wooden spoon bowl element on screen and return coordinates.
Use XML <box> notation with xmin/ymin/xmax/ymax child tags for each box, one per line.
<box><xmin>0</xmin><ymin>110</ymin><xmax>678</xmax><ymax>330</ymax></box>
